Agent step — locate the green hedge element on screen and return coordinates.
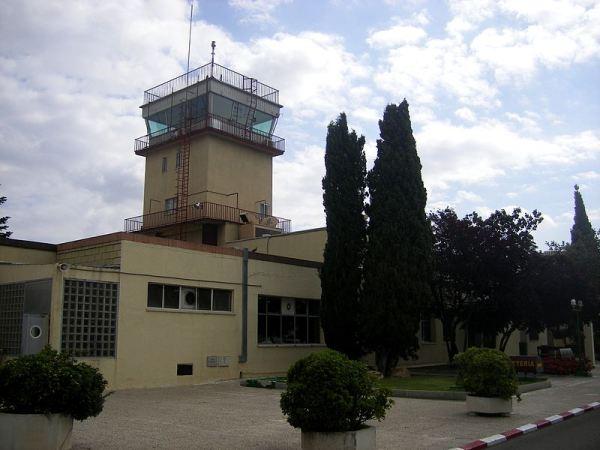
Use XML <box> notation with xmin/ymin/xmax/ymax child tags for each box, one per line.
<box><xmin>0</xmin><ymin>346</ymin><xmax>107</xmax><ymax>420</ymax></box>
<box><xmin>280</xmin><ymin>350</ymin><xmax>392</xmax><ymax>432</ymax></box>
<box><xmin>455</xmin><ymin>347</ymin><xmax>520</xmax><ymax>401</ymax></box>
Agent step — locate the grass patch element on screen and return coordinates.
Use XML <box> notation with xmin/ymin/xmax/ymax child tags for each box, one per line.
<box><xmin>377</xmin><ymin>375</ymin><xmax>547</xmax><ymax>391</ymax></box>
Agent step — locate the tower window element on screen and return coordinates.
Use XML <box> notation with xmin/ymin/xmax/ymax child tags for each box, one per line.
<box><xmin>176</xmin><ymin>151</ymin><xmax>181</xmax><ymax>169</ymax></box>
<box><xmin>161</xmin><ymin>157</ymin><xmax>168</xmax><ymax>173</ymax></box>
<box><xmin>259</xmin><ymin>202</ymin><xmax>270</xmax><ymax>217</ymax></box>
<box><xmin>165</xmin><ymin>197</ymin><xmax>176</xmax><ymax>213</ymax></box>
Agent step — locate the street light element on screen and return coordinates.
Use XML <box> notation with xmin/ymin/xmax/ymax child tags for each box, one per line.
<box><xmin>570</xmin><ymin>299</ymin><xmax>585</xmax><ymax>372</ymax></box>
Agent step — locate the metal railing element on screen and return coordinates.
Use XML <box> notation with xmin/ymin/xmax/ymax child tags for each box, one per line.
<box><xmin>124</xmin><ymin>202</ymin><xmax>291</xmax><ymax>234</ymax></box>
<box><xmin>143</xmin><ymin>62</ymin><xmax>279</xmax><ymax>104</ymax></box>
<box><xmin>134</xmin><ymin>113</ymin><xmax>285</xmax><ymax>154</ymax></box>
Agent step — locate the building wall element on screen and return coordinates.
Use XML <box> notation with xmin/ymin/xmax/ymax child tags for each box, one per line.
<box><xmin>227</xmin><ymin>228</ymin><xmax>327</xmax><ymax>263</ymax></box>
<box><xmin>142</xmin><ymin>134</ymin><xmax>273</xmax><ymax>215</ymax></box>
<box><xmin>57</xmin><ymin>242</ymin><xmax>121</xmax><ymax>267</ymax></box>
<box><xmin>0</xmin><ymin>245</ymin><xmax>56</xmax><ymax>265</ymax></box>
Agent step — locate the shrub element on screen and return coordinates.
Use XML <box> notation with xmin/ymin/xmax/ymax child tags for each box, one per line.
<box><xmin>455</xmin><ymin>347</ymin><xmax>520</xmax><ymax>401</ymax></box>
<box><xmin>0</xmin><ymin>346</ymin><xmax>107</xmax><ymax>420</ymax></box>
<box><xmin>280</xmin><ymin>350</ymin><xmax>393</xmax><ymax>432</ymax></box>
<box><xmin>542</xmin><ymin>357</ymin><xmax>592</xmax><ymax>375</ymax></box>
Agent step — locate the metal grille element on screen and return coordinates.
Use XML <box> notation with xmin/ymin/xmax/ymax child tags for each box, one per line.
<box><xmin>0</xmin><ymin>283</ymin><xmax>25</xmax><ymax>356</ymax></box>
<box><xmin>61</xmin><ymin>280</ymin><xmax>118</xmax><ymax>357</ymax></box>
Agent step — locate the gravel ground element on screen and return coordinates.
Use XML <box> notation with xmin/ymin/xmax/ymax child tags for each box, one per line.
<box><xmin>73</xmin><ymin>369</ymin><xmax>600</xmax><ymax>450</ymax></box>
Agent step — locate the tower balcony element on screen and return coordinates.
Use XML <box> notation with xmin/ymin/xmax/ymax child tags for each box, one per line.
<box><xmin>124</xmin><ymin>202</ymin><xmax>291</xmax><ymax>236</ymax></box>
<box><xmin>143</xmin><ymin>62</ymin><xmax>279</xmax><ymax>106</ymax></box>
<box><xmin>134</xmin><ymin>113</ymin><xmax>285</xmax><ymax>157</ymax></box>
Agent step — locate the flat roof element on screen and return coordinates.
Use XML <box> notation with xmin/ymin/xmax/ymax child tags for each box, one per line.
<box><xmin>0</xmin><ymin>238</ymin><xmax>57</xmax><ymax>252</ymax></box>
<box><xmin>57</xmin><ymin>232</ymin><xmax>321</xmax><ymax>269</ymax></box>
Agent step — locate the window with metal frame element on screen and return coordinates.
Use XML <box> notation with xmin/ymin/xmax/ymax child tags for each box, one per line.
<box><xmin>257</xmin><ymin>296</ymin><xmax>320</xmax><ymax>345</ymax></box>
<box><xmin>147</xmin><ymin>283</ymin><xmax>232</xmax><ymax>312</ymax></box>
<box><xmin>0</xmin><ymin>283</ymin><xmax>25</xmax><ymax>356</ymax></box>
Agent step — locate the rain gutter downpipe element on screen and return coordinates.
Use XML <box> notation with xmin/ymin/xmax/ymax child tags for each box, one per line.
<box><xmin>239</xmin><ymin>247</ymin><xmax>248</xmax><ymax>363</ymax></box>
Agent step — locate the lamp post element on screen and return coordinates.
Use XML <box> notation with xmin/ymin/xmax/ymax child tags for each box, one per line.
<box><xmin>570</xmin><ymin>299</ymin><xmax>584</xmax><ymax>371</ymax></box>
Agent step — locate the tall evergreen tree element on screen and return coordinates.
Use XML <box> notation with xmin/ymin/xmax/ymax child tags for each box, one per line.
<box><xmin>568</xmin><ymin>185</ymin><xmax>600</xmax><ymax>322</ymax></box>
<box><xmin>0</xmin><ymin>193</ymin><xmax>11</xmax><ymax>238</ymax></box>
<box><xmin>571</xmin><ymin>184</ymin><xmax>597</xmax><ymax>249</ymax></box>
<box><xmin>320</xmin><ymin>113</ymin><xmax>367</xmax><ymax>359</ymax></box>
<box><xmin>362</xmin><ymin>101</ymin><xmax>432</xmax><ymax>376</ymax></box>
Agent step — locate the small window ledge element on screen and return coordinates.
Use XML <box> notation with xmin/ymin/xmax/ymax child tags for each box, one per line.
<box><xmin>146</xmin><ymin>307</ymin><xmax>235</xmax><ymax>316</ymax></box>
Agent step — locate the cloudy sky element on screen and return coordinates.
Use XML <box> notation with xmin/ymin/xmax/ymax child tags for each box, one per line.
<box><xmin>1</xmin><ymin>0</ymin><xmax>599</xmax><ymax>246</ymax></box>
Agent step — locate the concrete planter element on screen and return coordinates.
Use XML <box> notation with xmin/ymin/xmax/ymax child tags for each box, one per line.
<box><xmin>301</xmin><ymin>425</ymin><xmax>376</xmax><ymax>450</ymax></box>
<box><xmin>0</xmin><ymin>413</ymin><xmax>73</xmax><ymax>450</ymax></box>
<box><xmin>466</xmin><ymin>395</ymin><xmax>512</xmax><ymax>415</ymax></box>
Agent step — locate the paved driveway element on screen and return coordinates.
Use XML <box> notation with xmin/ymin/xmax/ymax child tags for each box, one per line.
<box><xmin>74</xmin><ymin>370</ymin><xmax>600</xmax><ymax>449</ymax></box>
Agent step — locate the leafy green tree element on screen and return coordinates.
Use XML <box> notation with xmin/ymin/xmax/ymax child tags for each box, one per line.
<box><xmin>0</xmin><ymin>193</ymin><xmax>11</xmax><ymax>238</ymax></box>
<box><xmin>429</xmin><ymin>208</ymin><xmax>478</xmax><ymax>361</ymax></box>
<box><xmin>466</xmin><ymin>208</ymin><xmax>543</xmax><ymax>351</ymax></box>
<box><xmin>362</xmin><ymin>101</ymin><xmax>432</xmax><ymax>376</ymax></box>
<box><xmin>320</xmin><ymin>113</ymin><xmax>367</xmax><ymax>359</ymax></box>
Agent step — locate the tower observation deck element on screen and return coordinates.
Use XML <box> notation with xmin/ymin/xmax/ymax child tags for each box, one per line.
<box><xmin>134</xmin><ymin>62</ymin><xmax>284</xmax><ymax>156</ymax></box>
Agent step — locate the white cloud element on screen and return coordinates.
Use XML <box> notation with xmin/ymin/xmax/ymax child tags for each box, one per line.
<box><xmin>573</xmin><ymin>170</ymin><xmax>600</xmax><ymax>180</ymax></box>
<box><xmin>228</xmin><ymin>0</ymin><xmax>292</xmax><ymax>23</ymax></box>
<box><xmin>273</xmin><ymin>145</ymin><xmax>325</xmax><ymax>230</ymax></box>
<box><xmin>418</xmin><ymin>120</ymin><xmax>600</xmax><ymax>194</ymax></box>
<box><xmin>455</xmin><ymin>107</ymin><xmax>476</xmax><ymax>122</ymax></box>
<box><xmin>367</xmin><ymin>25</ymin><xmax>427</xmax><ymax>47</ymax></box>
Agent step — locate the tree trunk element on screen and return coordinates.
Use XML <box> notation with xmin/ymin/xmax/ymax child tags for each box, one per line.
<box><xmin>442</xmin><ymin>319</ymin><xmax>459</xmax><ymax>362</ymax></box>
<box><xmin>375</xmin><ymin>349</ymin><xmax>399</xmax><ymax>377</ymax></box>
<box><xmin>498</xmin><ymin>327</ymin><xmax>515</xmax><ymax>352</ymax></box>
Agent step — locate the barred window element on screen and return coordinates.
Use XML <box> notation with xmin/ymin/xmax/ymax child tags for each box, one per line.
<box><xmin>258</xmin><ymin>296</ymin><xmax>320</xmax><ymax>345</ymax></box>
<box><xmin>62</xmin><ymin>280</ymin><xmax>118</xmax><ymax>357</ymax></box>
<box><xmin>0</xmin><ymin>283</ymin><xmax>25</xmax><ymax>356</ymax></box>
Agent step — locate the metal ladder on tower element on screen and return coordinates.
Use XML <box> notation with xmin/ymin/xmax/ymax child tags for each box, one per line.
<box><xmin>175</xmin><ymin>116</ymin><xmax>192</xmax><ymax>240</ymax></box>
<box><xmin>243</xmin><ymin>77</ymin><xmax>258</xmax><ymax>139</ymax></box>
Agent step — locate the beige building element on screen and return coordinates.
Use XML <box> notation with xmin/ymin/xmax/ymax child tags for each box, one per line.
<box><xmin>0</xmin><ymin>60</ymin><xmax>594</xmax><ymax>389</ymax></box>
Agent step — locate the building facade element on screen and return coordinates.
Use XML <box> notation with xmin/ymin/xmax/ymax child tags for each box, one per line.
<box><xmin>0</xmin><ymin>60</ymin><xmax>594</xmax><ymax>389</ymax></box>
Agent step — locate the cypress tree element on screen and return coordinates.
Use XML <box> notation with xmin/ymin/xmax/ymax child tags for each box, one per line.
<box><xmin>362</xmin><ymin>101</ymin><xmax>432</xmax><ymax>376</ymax></box>
<box><xmin>320</xmin><ymin>113</ymin><xmax>367</xmax><ymax>359</ymax></box>
<box><xmin>568</xmin><ymin>185</ymin><xmax>600</xmax><ymax>321</ymax></box>
<box><xmin>571</xmin><ymin>184</ymin><xmax>597</xmax><ymax>248</ymax></box>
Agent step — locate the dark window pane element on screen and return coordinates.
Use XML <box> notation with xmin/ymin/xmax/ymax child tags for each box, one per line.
<box><xmin>258</xmin><ymin>315</ymin><xmax>267</xmax><ymax>344</ymax></box>
<box><xmin>295</xmin><ymin>299</ymin><xmax>307</xmax><ymax>315</ymax></box>
<box><xmin>282</xmin><ymin>316</ymin><xmax>295</xmax><ymax>344</ymax></box>
<box><xmin>197</xmin><ymin>288</ymin><xmax>211</xmax><ymax>310</ymax></box>
<box><xmin>266</xmin><ymin>297</ymin><xmax>281</xmax><ymax>314</ymax></box>
<box><xmin>295</xmin><ymin>316</ymin><xmax>307</xmax><ymax>344</ymax></box>
<box><xmin>147</xmin><ymin>284</ymin><xmax>163</xmax><ymax>308</ymax></box>
<box><xmin>308</xmin><ymin>300</ymin><xmax>320</xmax><ymax>316</ymax></box>
<box><xmin>308</xmin><ymin>317</ymin><xmax>320</xmax><ymax>344</ymax></box>
<box><xmin>266</xmin><ymin>315</ymin><xmax>281</xmax><ymax>344</ymax></box>
<box><xmin>258</xmin><ymin>296</ymin><xmax>267</xmax><ymax>313</ymax></box>
<box><xmin>177</xmin><ymin>364</ymin><xmax>193</xmax><ymax>376</ymax></box>
<box><xmin>164</xmin><ymin>285</ymin><xmax>179</xmax><ymax>309</ymax></box>
<box><xmin>213</xmin><ymin>290</ymin><xmax>232</xmax><ymax>311</ymax></box>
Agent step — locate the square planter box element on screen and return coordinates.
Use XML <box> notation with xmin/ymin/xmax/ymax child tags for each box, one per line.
<box><xmin>466</xmin><ymin>395</ymin><xmax>512</xmax><ymax>415</ymax></box>
<box><xmin>0</xmin><ymin>413</ymin><xmax>73</xmax><ymax>450</ymax></box>
<box><xmin>301</xmin><ymin>425</ymin><xmax>376</xmax><ymax>450</ymax></box>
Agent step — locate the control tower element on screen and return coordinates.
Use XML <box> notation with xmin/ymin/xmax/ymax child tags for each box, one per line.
<box><xmin>124</xmin><ymin>54</ymin><xmax>290</xmax><ymax>245</ymax></box>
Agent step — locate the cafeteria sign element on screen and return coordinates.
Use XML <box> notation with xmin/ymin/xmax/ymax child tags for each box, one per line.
<box><xmin>510</xmin><ymin>356</ymin><xmax>543</xmax><ymax>374</ymax></box>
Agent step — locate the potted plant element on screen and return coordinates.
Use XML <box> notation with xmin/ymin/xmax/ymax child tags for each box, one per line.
<box><xmin>0</xmin><ymin>346</ymin><xmax>107</xmax><ymax>450</ymax></box>
<box><xmin>455</xmin><ymin>347</ymin><xmax>520</xmax><ymax>415</ymax></box>
<box><xmin>280</xmin><ymin>349</ymin><xmax>392</xmax><ymax>450</ymax></box>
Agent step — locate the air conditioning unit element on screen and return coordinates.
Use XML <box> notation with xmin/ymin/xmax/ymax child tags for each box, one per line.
<box><xmin>282</xmin><ymin>298</ymin><xmax>295</xmax><ymax>316</ymax></box>
<box><xmin>180</xmin><ymin>288</ymin><xmax>197</xmax><ymax>309</ymax></box>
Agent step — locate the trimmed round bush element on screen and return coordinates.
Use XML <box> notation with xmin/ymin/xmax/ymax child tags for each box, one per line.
<box><xmin>455</xmin><ymin>347</ymin><xmax>520</xmax><ymax>401</ymax></box>
<box><xmin>280</xmin><ymin>349</ymin><xmax>392</xmax><ymax>432</ymax></box>
<box><xmin>0</xmin><ymin>346</ymin><xmax>107</xmax><ymax>420</ymax></box>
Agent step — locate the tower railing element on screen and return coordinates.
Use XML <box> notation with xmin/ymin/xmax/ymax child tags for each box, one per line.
<box><xmin>134</xmin><ymin>113</ymin><xmax>285</xmax><ymax>154</ymax></box>
<box><xmin>124</xmin><ymin>202</ymin><xmax>291</xmax><ymax>234</ymax></box>
<box><xmin>143</xmin><ymin>62</ymin><xmax>279</xmax><ymax>105</ymax></box>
